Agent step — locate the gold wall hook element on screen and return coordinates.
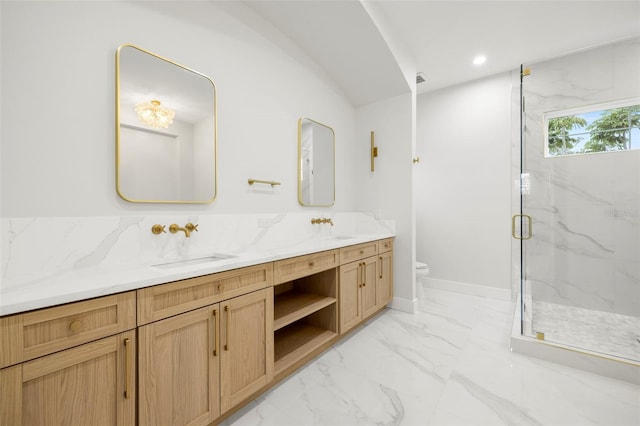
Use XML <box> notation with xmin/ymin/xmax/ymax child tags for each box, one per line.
<box><xmin>413</xmin><ymin>157</ymin><xmax>420</xmax><ymax>164</ymax></box>
<box><xmin>151</xmin><ymin>224</ymin><xmax>166</xmax><ymax>235</ymax></box>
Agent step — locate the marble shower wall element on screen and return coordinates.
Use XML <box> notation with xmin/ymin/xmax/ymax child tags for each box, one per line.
<box><xmin>0</xmin><ymin>212</ymin><xmax>394</xmax><ymax>292</ymax></box>
<box><xmin>521</xmin><ymin>37</ymin><xmax>640</xmax><ymax>317</ymax></box>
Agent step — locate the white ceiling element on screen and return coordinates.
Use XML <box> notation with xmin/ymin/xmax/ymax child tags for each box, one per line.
<box><xmin>375</xmin><ymin>0</ymin><xmax>640</xmax><ymax>93</ymax></box>
<box><xmin>246</xmin><ymin>0</ymin><xmax>640</xmax><ymax>104</ymax></box>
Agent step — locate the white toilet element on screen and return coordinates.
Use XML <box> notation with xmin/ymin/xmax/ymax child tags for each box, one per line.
<box><xmin>416</xmin><ymin>261</ymin><xmax>430</xmax><ymax>275</ymax></box>
<box><xmin>416</xmin><ymin>261</ymin><xmax>430</xmax><ymax>297</ymax></box>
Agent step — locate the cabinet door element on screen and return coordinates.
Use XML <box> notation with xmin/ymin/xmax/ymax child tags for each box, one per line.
<box><xmin>339</xmin><ymin>261</ymin><xmax>362</xmax><ymax>334</ymax></box>
<box><xmin>220</xmin><ymin>288</ymin><xmax>274</xmax><ymax>413</ymax></box>
<box><xmin>360</xmin><ymin>256</ymin><xmax>379</xmax><ymax>319</ymax></box>
<box><xmin>1</xmin><ymin>331</ymin><xmax>136</xmax><ymax>426</ymax></box>
<box><xmin>138</xmin><ymin>305</ymin><xmax>220</xmax><ymax>426</ymax></box>
<box><xmin>377</xmin><ymin>250</ymin><xmax>393</xmax><ymax>307</ymax></box>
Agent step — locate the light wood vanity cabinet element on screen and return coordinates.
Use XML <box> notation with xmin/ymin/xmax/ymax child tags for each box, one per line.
<box><xmin>273</xmin><ymin>249</ymin><xmax>338</xmax><ymax>284</ymax></box>
<box><xmin>272</xmin><ymin>267</ymin><xmax>338</xmax><ymax>377</ymax></box>
<box><xmin>339</xmin><ymin>241</ymin><xmax>378</xmax><ymax>264</ymax></box>
<box><xmin>138</xmin><ymin>287</ymin><xmax>274</xmax><ymax>425</ymax></box>
<box><xmin>136</xmin><ymin>264</ymin><xmax>273</xmax><ymax>425</ymax></box>
<box><xmin>0</xmin><ymin>238</ymin><xmax>393</xmax><ymax>426</ymax></box>
<box><xmin>0</xmin><ymin>293</ymin><xmax>137</xmax><ymax>426</ymax></box>
<box><xmin>137</xmin><ymin>263</ymin><xmax>273</xmax><ymax>326</ymax></box>
<box><xmin>220</xmin><ymin>288</ymin><xmax>273</xmax><ymax>413</ymax></box>
<box><xmin>339</xmin><ymin>239</ymin><xmax>394</xmax><ymax>334</ymax></box>
<box><xmin>138</xmin><ymin>305</ymin><xmax>220</xmax><ymax>426</ymax></box>
<box><xmin>339</xmin><ymin>256</ymin><xmax>378</xmax><ymax>334</ymax></box>
<box><xmin>1</xmin><ymin>330</ymin><xmax>136</xmax><ymax>426</ymax></box>
<box><xmin>378</xmin><ymin>239</ymin><xmax>394</xmax><ymax>307</ymax></box>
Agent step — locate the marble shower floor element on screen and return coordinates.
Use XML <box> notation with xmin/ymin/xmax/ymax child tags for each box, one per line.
<box><xmin>531</xmin><ymin>301</ymin><xmax>640</xmax><ymax>362</ymax></box>
<box><xmin>223</xmin><ymin>287</ymin><xmax>639</xmax><ymax>426</ymax></box>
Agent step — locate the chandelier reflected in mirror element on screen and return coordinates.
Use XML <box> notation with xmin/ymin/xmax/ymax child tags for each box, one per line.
<box><xmin>135</xmin><ymin>99</ymin><xmax>175</xmax><ymax>129</ymax></box>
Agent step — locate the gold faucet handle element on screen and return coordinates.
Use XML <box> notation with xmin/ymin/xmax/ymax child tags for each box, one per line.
<box><xmin>185</xmin><ymin>223</ymin><xmax>199</xmax><ymax>232</ymax></box>
<box><xmin>151</xmin><ymin>224</ymin><xmax>166</xmax><ymax>235</ymax></box>
<box><xmin>311</xmin><ymin>218</ymin><xmax>319</xmax><ymax>225</ymax></box>
<box><xmin>327</xmin><ymin>219</ymin><xmax>334</xmax><ymax>226</ymax></box>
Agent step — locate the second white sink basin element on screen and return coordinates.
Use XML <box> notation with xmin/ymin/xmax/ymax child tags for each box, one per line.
<box><xmin>153</xmin><ymin>254</ymin><xmax>235</xmax><ymax>269</ymax></box>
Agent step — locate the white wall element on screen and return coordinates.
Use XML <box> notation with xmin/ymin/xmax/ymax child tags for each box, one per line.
<box><xmin>356</xmin><ymin>93</ymin><xmax>415</xmax><ymax>310</ymax></box>
<box><xmin>1</xmin><ymin>1</ymin><xmax>420</xmax><ymax>311</ymax></box>
<box><xmin>416</xmin><ymin>73</ymin><xmax>512</xmax><ymax>290</ymax></box>
<box><xmin>0</xmin><ymin>1</ymin><xmax>357</xmax><ymax>217</ymax></box>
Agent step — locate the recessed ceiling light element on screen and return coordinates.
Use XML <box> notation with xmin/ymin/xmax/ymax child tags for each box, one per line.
<box><xmin>473</xmin><ymin>55</ymin><xmax>487</xmax><ymax>65</ymax></box>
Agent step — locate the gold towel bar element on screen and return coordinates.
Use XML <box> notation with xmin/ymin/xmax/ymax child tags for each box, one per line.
<box><xmin>248</xmin><ymin>179</ymin><xmax>281</xmax><ymax>187</ymax></box>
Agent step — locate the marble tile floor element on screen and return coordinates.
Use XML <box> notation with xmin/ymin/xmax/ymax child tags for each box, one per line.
<box><xmin>531</xmin><ymin>301</ymin><xmax>640</xmax><ymax>362</ymax></box>
<box><xmin>223</xmin><ymin>286</ymin><xmax>640</xmax><ymax>426</ymax></box>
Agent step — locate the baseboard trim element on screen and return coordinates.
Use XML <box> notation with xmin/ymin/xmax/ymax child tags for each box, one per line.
<box><xmin>422</xmin><ymin>277</ymin><xmax>511</xmax><ymax>301</ymax></box>
<box><xmin>390</xmin><ymin>296</ymin><xmax>418</xmax><ymax>314</ymax></box>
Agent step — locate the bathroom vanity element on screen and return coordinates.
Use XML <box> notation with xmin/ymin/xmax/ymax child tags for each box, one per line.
<box><xmin>0</xmin><ymin>236</ymin><xmax>393</xmax><ymax>426</ymax></box>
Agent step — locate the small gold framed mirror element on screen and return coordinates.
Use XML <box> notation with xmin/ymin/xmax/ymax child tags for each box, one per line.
<box><xmin>116</xmin><ymin>44</ymin><xmax>217</xmax><ymax>203</ymax></box>
<box><xmin>298</xmin><ymin>117</ymin><xmax>335</xmax><ymax>206</ymax></box>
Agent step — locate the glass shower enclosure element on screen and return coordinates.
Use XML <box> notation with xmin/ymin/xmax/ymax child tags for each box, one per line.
<box><xmin>517</xmin><ymin>37</ymin><xmax>640</xmax><ymax>363</ymax></box>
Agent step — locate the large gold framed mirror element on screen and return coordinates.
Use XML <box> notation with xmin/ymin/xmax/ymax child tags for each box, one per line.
<box><xmin>116</xmin><ymin>44</ymin><xmax>217</xmax><ymax>203</ymax></box>
<box><xmin>298</xmin><ymin>117</ymin><xmax>335</xmax><ymax>206</ymax></box>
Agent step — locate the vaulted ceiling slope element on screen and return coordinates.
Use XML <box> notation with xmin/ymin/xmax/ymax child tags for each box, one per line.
<box><xmin>245</xmin><ymin>0</ymin><xmax>411</xmax><ymax>106</ymax></box>
<box><xmin>248</xmin><ymin>0</ymin><xmax>640</xmax><ymax>98</ymax></box>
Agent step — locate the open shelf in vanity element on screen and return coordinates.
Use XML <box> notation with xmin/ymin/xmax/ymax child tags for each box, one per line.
<box><xmin>273</xmin><ymin>267</ymin><xmax>338</xmax><ymax>376</ymax></box>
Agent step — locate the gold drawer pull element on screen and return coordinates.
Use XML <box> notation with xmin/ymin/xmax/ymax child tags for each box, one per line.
<box><xmin>309</xmin><ymin>262</ymin><xmax>315</xmax><ymax>268</ymax></box>
<box><xmin>124</xmin><ymin>338</ymin><xmax>131</xmax><ymax>399</ymax></box>
<box><xmin>69</xmin><ymin>320</ymin><xmax>81</xmax><ymax>333</ymax></box>
<box><xmin>363</xmin><ymin>262</ymin><xmax>367</xmax><ymax>287</ymax></box>
<box><xmin>379</xmin><ymin>256</ymin><xmax>383</xmax><ymax>279</ymax></box>
<box><xmin>212</xmin><ymin>309</ymin><xmax>219</xmax><ymax>356</ymax></box>
<box><xmin>224</xmin><ymin>305</ymin><xmax>230</xmax><ymax>351</ymax></box>
<box><xmin>359</xmin><ymin>250</ymin><xmax>364</xmax><ymax>254</ymax></box>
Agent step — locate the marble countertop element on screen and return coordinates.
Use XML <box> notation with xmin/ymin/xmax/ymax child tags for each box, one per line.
<box><xmin>0</xmin><ymin>233</ymin><xmax>394</xmax><ymax>316</ymax></box>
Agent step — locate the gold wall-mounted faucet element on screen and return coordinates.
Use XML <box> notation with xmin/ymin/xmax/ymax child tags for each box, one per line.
<box><xmin>169</xmin><ymin>222</ymin><xmax>199</xmax><ymax>238</ymax></box>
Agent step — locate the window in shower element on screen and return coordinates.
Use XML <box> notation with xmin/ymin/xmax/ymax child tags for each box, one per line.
<box><xmin>544</xmin><ymin>98</ymin><xmax>640</xmax><ymax>157</ymax></box>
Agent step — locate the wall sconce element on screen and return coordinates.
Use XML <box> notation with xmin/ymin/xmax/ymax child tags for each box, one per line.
<box><xmin>135</xmin><ymin>99</ymin><xmax>175</xmax><ymax>129</ymax></box>
<box><xmin>371</xmin><ymin>131</ymin><xmax>378</xmax><ymax>172</ymax></box>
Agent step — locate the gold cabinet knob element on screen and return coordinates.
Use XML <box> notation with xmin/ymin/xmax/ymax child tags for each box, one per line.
<box><xmin>151</xmin><ymin>224</ymin><xmax>166</xmax><ymax>235</ymax></box>
<box><xmin>69</xmin><ymin>320</ymin><xmax>81</xmax><ymax>333</ymax></box>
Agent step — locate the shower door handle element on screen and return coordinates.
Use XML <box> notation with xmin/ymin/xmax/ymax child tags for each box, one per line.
<box><xmin>512</xmin><ymin>214</ymin><xmax>532</xmax><ymax>240</ymax></box>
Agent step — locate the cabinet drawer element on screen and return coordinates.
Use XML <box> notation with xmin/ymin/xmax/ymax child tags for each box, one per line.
<box><xmin>0</xmin><ymin>292</ymin><xmax>136</xmax><ymax>368</ymax></box>
<box><xmin>138</xmin><ymin>263</ymin><xmax>273</xmax><ymax>325</ymax></box>
<box><xmin>339</xmin><ymin>242</ymin><xmax>378</xmax><ymax>264</ymax></box>
<box><xmin>273</xmin><ymin>250</ymin><xmax>339</xmax><ymax>284</ymax></box>
<box><xmin>378</xmin><ymin>238</ymin><xmax>394</xmax><ymax>253</ymax></box>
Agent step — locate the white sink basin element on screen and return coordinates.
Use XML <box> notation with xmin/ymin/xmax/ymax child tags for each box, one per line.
<box><xmin>153</xmin><ymin>254</ymin><xmax>235</xmax><ymax>269</ymax></box>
